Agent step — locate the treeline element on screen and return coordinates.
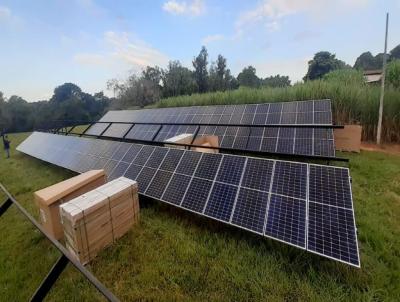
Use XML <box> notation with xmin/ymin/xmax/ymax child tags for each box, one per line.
<box><xmin>109</xmin><ymin>44</ymin><xmax>400</xmax><ymax>108</ymax></box>
<box><xmin>0</xmin><ymin>83</ymin><xmax>111</xmax><ymax>133</ymax></box>
<box><xmin>1</xmin><ymin>44</ymin><xmax>399</xmax><ymax>134</ymax></box>
<box><xmin>107</xmin><ymin>46</ymin><xmax>291</xmax><ymax>108</ymax></box>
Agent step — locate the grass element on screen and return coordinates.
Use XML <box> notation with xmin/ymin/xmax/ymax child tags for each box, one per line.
<box><xmin>155</xmin><ymin>82</ymin><xmax>400</xmax><ymax>143</ymax></box>
<box><xmin>1</xmin><ymin>132</ymin><xmax>400</xmax><ymax>301</ymax></box>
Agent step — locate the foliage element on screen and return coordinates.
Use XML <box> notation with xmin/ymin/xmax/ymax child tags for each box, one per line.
<box><xmin>353</xmin><ymin>51</ymin><xmax>381</xmax><ymax>70</ymax></box>
<box><xmin>262</xmin><ymin>74</ymin><xmax>291</xmax><ymax>87</ymax></box>
<box><xmin>237</xmin><ymin>66</ymin><xmax>260</xmax><ymax>88</ymax></box>
<box><xmin>390</xmin><ymin>44</ymin><xmax>400</xmax><ymax>60</ymax></box>
<box><xmin>304</xmin><ymin>51</ymin><xmax>349</xmax><ymax>80</ymax></box>
<box><xmin>2</xmin><ymin>132</ymin><xmax>400</xmax><ymax>300</ymax></box>
<box><xmin>208</xmin><ymin>55</ymin><xmax>238</xmax><ymax>92</ymax></box>
<box><xmin>353</xmin><ymin>44</ymin><xmax>400</xmax><ymax>70</ymax></box>
<box><xmin>192</xmin><ymin>46</ymin><xmax>209</xmax><ymax>93</ymax></box>
<box><xmin>162</xmin><ymin>61</ymin><xmax>196</xmax><ymax>98</ymax></box>
<box><xmin>386</xmin><ymin>59</ymin><xmax>400</xmax><ymax>89</ymax></box>
<box><xmin>323</xmin><ymin>69</ymin><xmax>365</xmax><ymax>86</ymax></box>
<box><xmin>0</xmin><ymin>84</ymin><xmax>110</xmax><ymax>133</ymax></box>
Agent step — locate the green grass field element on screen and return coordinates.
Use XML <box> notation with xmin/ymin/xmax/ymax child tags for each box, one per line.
<box><xmin>1</xmin><ymin>132</ymin><xmax>400</xmax><ymax>301</ymax></box>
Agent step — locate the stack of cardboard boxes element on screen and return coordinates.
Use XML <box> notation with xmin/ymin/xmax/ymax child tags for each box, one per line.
<box><xmin>59</xmin><ymin>177</ymin><xmax>139</xmax><ymax>264</ymax></box>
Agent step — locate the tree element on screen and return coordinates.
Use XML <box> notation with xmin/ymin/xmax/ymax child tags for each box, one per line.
<box><xmin>263</xmin><ymin>75</ymin><xmax>291</xmax><ymax>87</ymax></box>
<box><xmin>304</xmin><ymin>51</ymin><xmax>348</xmax><ymax>80</ymax></box>
<box><xmin>142</xmin><ymin>66</ymin><xmax>163</xmax><ymax>88</ymax></box>
<box><xmin>50</xmin><ymin>83</ymin><xmax>82</xmax><ymax>103</ymax></box>
<box><xmin>224</xmin><ymin>69</ymin><xmax>239</xmax><ymax>90</ymax></box>
<box><xmin>192</xmin><ymin>46</ymin><xmax>209</xmax><ymax>93</ymax></box>
<box><xmin>237</xmin><ymin>66</ymin><xmax>260</xmax><ymax>87</ymax></box>
<box><xmin>386</xmin><ymin>59</ymin><xmax>400</xmax><ymax>89</ymax></box>
<box><xmin>390</xmin><ymin>44</ymin><xmax>400</xmax><ymax>60</ymax></box>
<box><xmin>162</xmin><ymin>60</ymin><xmax>196</xmax><ymax>97</ymax></box>
<box><xmin>354</xmin><ymin>52</ymin><xmax>380</xmax><ymax>70</ymax></box>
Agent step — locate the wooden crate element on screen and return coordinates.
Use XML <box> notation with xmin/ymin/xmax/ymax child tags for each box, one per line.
<box><xmin>60</xmin><ymin>177</ymin><xmax>139</xmax><ymax>264</ymax></box>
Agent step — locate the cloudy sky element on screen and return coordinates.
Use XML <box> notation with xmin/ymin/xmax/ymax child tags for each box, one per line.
<box><xmin>0</xmin><ymin>0</ymin><xmax>399</xmax><ymax>102</ymax></box>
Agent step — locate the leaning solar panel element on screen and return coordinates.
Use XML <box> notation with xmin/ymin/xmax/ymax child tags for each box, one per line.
<box><xmin>99</xmin><ymin>99</ymin><xmax>333</xmax><ymax>126</ymax></box>
<box><xmin>17</xmin><ymin>132</ymin><xmax>359</xmax><ymax>267</ymax></box>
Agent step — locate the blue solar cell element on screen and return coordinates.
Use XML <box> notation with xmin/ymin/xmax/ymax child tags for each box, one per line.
<box><xmin>265</xmin><ymin>194</ymin><xmax>306</xmax><ymax>248</ymax></box>
<box><xmin>241</xmin><ymin>158</ymin><xmax>274</xmax><ymax>191</ymax></box>
<box><xmin>231</xmin><ymin>188</ymin><xmax>269</xmax><ymax>234</ymax></box>
<box><xmin>162</xmin><ymin>174</ymin><xmax>191</xmax><ymax>205</ymax></box>
<box><xmin>146</xmin><ymin>170</ymin><xmax>173</xmax><ymax>199</ymax></box>
<box><xmin>204</xmin><ymin>183</ymin><xmax>238</xmax><ymax>222</ymax></box>
<box><xmin>136</xmin><ymin>167</ymin><xmax>157</xmax><ymax>193</ymax></box>
<box><xmin>216</xmin><ymin>155</ymin><xmax>246</xmax><ymax>185</ymax></box>
<box><xmin>309</xmin><ymin>166</ymin><xmax>352</xmax><ymax>208</ymax></box>
<box><xmin>308</xmin><ymin>202</ymin><xmax>359</xmax><ymax>266</ymax></box>
<box><xmin>195</xmin><ymin>153</ymin><xmax>222</xmax><ymax>180</ymax></box>
<box><xmin>272</xmin><ymin>161</ymin><xmax>307</xmax><ymax>200</ymax></box>
<box><xmin>133</xmin><ymin>145</ymin><xmax>155</xmax><ymax>165</ymax></box>
<box><xmin>181</xmin><ymin>178</ymin><xmax>212</xmax><ymax>212</ymax></box>
<box><xmin>176</xmin><ymin>151</ymin><xmax>202</xmax><ymax>176</ymax></box>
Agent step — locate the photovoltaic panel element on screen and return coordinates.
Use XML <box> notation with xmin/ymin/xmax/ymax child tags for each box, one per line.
<box><xmin>102</xmin><ymin>123</ymin><xmax>132</xmax><ymax>138</ymax></box>
<box><xmin>265</xmin><ymin>195</ymin><xmax>307</xmax><ymax>248</ymax></box>
<box><xmin>17</xmin><ymin>132</ymin><xmax>359</xmax><ymax>267</ymax></box>
<box><xmin>99</xmin><ymin>100</ymin><xmax>333</xmax><ymax>126</ymax></box>
<box><xmin>87</xmin><ymin>101</ymin><xmax>336</xmax><ymax>157</ymax></box>
<box><xmin>194</xmin><ymin>153</ymin><xmax>222</xmax><ymax>180</ymax></box>
<box><xmin>146</xmin><ymin>170</ymin><xmax>173</xmax><ymax>199</ymax></box>
<box><xmin>204</xmin><ymin>183</ymin><xmax>238</xmax><ymax>222</ymax></box>
<box><xmin>162</xmin><ymin>174</ymin><xmax>191</xmax><ymax>205</ymax></box>
<box><xmin>181</xmin><ymin>177</ymin><xmax>212</xmax><ymax>212</ymax></box>
<box><xmin>85</xmin><ymin>123</ymin><xmax>110</xmax><ymax>136</ymax></box>
<box><xmin>307</xmin><ymin>202</ymin><xmax>359</xmax><ymax>266</ymax></box>
<box><xmin>231</xmin><ymin>188</ymin><xmax>269</xmax><ymax>234</ymax></box>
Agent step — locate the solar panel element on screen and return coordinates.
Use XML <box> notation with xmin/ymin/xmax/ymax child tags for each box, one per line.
<box><xmin>99</xmin><ymin>100</ymin><xmax>333</xmax><ymax>126</ymax></box>
<box><xmin>82</xmin><ymin>100</ymin><xmax>336</xmax><ymax>158</ymax></box>
<box><xmin>17</xmin><ymin>132</ymin><xmax>359</xmax><ymax>267</ymax></box>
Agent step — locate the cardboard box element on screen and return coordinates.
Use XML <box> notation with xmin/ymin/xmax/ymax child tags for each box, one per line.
<box><xmin>60</xmin><ymin>177</ymin><xmax>139</xmax><ymax>264</ymax></box>
<box><xmin>164</xmin><ymin>133</ymin><xmax>193</xmax><ymax>149</ymax></box>
<box><xmin>34</xmin><ymin>170</ymin><xmax>107</xmax><ymax>240</ymax></box>
<box><xmin>334</xmin><ymin>125</ymin><xmax>362</xmax><ymax>153</ymax></box>
<box><xmin>192</xmin><ymin>135</ymin><xmax>219</xmax><ymax>153</ymax></box>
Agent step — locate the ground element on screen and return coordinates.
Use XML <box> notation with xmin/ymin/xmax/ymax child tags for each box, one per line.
<box><xmin>0</xmin><ymin>132</ymin><xmax>399</xmax><ymax>301</ymax></box>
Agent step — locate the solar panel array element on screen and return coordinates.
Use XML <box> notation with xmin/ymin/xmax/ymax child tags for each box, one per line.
<box><xmin>17</xmin><ymin>132</ymin><xmax>359</xmax><ymax>267</ymax></box>
<box><xmin>84</xmin><ymin>100</ymin><xmax>336</xmax><ymax>158</ymax></box>
<box><xmin>99</xmin><ymin>100</ymin><xmax>333</xmax><ymax>125</ymax></box>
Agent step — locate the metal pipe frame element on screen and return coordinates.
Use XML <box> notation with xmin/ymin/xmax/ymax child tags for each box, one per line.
<box><xmin>46</xmin><ymin>119</ymin><xmax>345</xmax><ymax>129</ymax></box>
<box><xmin>0</xmin><ymin>183</ymin><xmax>119</xmax><ymax>302</ymax></box>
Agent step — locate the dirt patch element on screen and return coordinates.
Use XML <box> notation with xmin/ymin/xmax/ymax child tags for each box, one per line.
<box><xmin>361</xmin><ymin>142</ymin><xmax>400</xmax><ymax>156</ymax></box>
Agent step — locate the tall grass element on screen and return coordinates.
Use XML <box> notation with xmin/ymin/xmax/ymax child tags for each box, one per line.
<box><xmin>156</xmin><ymin>80</ymin><xmax>400</xmax><ymax>143</ymax></box>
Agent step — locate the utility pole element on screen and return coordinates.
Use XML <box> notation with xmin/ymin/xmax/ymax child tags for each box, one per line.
<box><xmin>376</xmin><ymin>13</ymin><xmax>389</xmax><ymax>145</ymax></box>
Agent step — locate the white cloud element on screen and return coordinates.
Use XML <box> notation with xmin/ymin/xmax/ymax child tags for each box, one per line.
<box><xmin>0</xmin><ymin>5</ymin><xmax>22</xmax><ymax>27</ymax></box>
<box><xmin>73</xmin><ymin>31</ymin><xmax>169</xmax><ymax>70</ymax></box>
<box><xmin>202</xmin><ymin>34</ymin><xmax>224</xmax><ymax>45</ymax></box>
<box><xmin>236</xmin><ymin>0</ymin><xmax>370</xmax><ymax>34</ymax></box>
<box><xmin>162</xmin><ymin>0</ymin><xmax>205</xmax><ymax>16</ymax></box>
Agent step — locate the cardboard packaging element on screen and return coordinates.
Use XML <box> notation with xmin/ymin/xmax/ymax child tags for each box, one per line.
<box><xmin>334</xmin><ymin>125</ymin><xmax>362</xmax><ymax>153</ymax></box>
<box><xmin>34</xmin><ymin>170</ymin><xmax>107</xmax><ymax>240</ymax></box>
<box><xmin>164</xmin><ymin>133</ymin><xmax>193</xmax><ymax>149</ymax></box>
<box><xmin>192</xmin><ymin>135</ymin><xmax>219</xmax><ymax>153</ymax></box>
<box><xmin>59</xmin><ymin>177</ymin><xmax>139</xmax><ymax>264</ymax></box>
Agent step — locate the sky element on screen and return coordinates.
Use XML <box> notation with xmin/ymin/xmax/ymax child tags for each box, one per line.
<box><xmin>0</xmin><ymin>0</ymin><xmax>399</xmax><ymax>102</ymax></box>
